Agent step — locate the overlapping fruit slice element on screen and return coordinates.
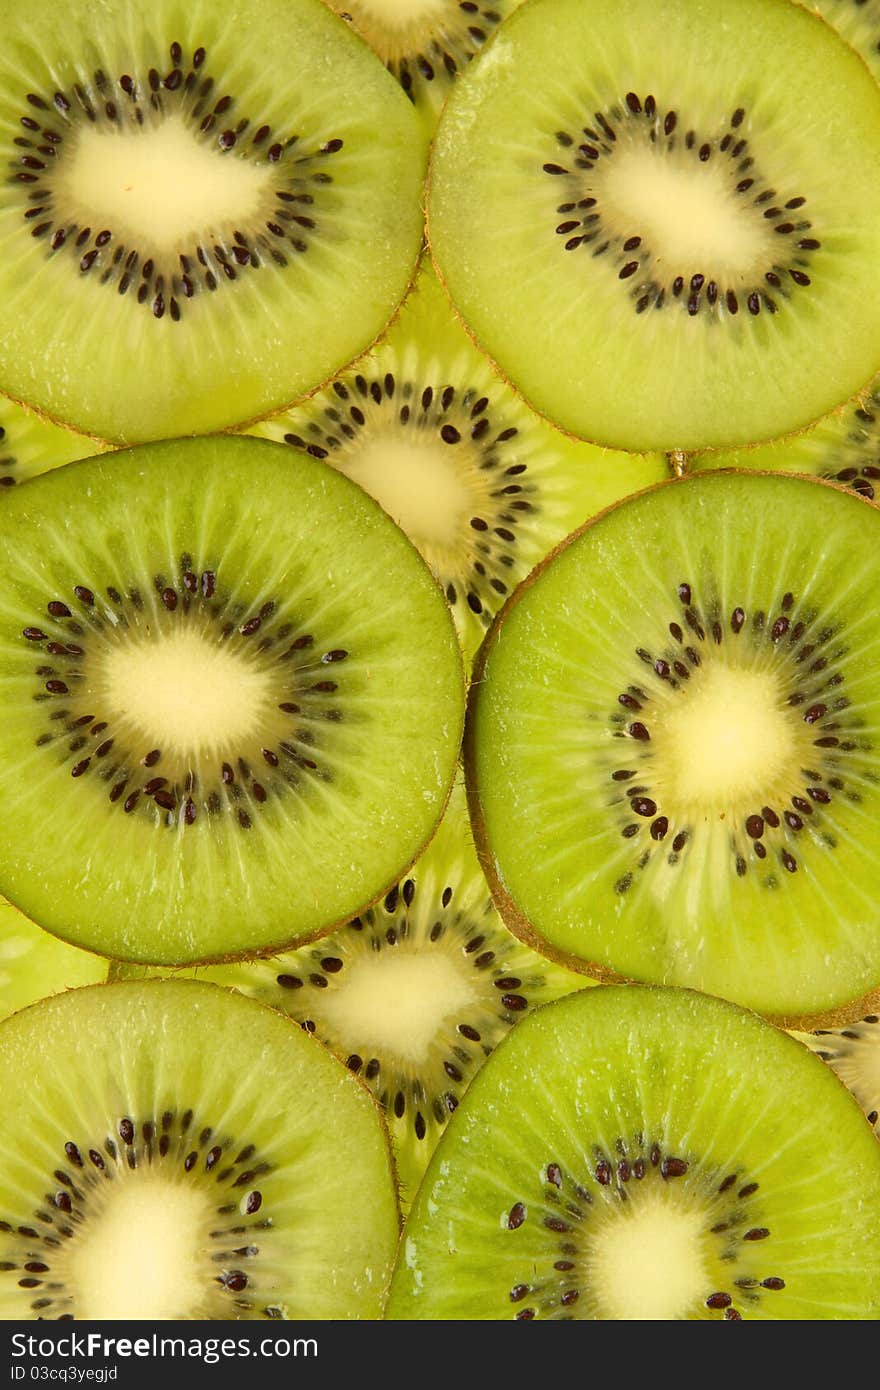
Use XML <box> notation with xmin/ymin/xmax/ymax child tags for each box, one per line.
<box><xmin>429</xmin><ymin>0</ymin><xmax>880</xmax><ymax>450</ymax></box>
<box><xmin>0</xmin><ymin>981</ymin><xmax>399</xmax><ymax>1319</ymax></box>
<box><xmin>113</xmin><ymin>782</ymin><xmax>586</xmax><ymax>1209</ymax></box>
<box><xmin>250</xmin><ymin>263</ymin><xmax>665</xmax><ymax>660</ymax></box>
<box><xmin>0</xmin><ymin>436</ymin><xmax>464</xmax><ymax>963</ymax></box>
<box><xmin>0</xmin><ymin>0</ymin><xmax>424</xmax><ymax>441</ymax></box>
<box><xmin>388</xmin><ymin>986</ymin><xmax>880</xmax><ymax>1320</ymax></box>
<box><xmin>0</xmin><ymin>898</ymin><xmax>106</xmax><ymax>1021</ymax></box>
<box><xmin>468</xmin><ymin>470</ymin><xmax>880</xmax><ymax>1018</ymax></box>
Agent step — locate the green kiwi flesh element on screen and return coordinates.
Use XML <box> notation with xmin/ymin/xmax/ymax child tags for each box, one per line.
<box><xmin>387</xmin><ymin>985</ymin><xmax>880</xmax><ymax>1319</ymax></box>
<box><xmin>691</xmin><ymin>372</ymin><xmax>880</xmax><ymax>498</ymax></box>
<box><xmin>806</xmin><ymin>2</ymin><xmax>880</xmax><ymax>84</ymax></box>
<box><xmin>428</xmin><ymin>0</ymin><xmax>880</xmax><ymax>450</ymax></box>
<box><xmin>468</xmin><ymin>471</ymin><xmax>880</xmax><ymax>1018</ymax></box>
<box><xmin>0</xmin><ymin>898</ymin><xmax>105</xmax><ymax>1021</ymax></box>
<box><xmin>327</xmin><ymin>1</ymin><xmax>524</xmax><ymax>136</ymax></box>
<box><xmin>0</xmin><ymin>436</ymin><xmax>464</xmax><ymax>963</ymax></box>
<box><xmin>0</xmin><ymin>980</ymin><xmax>398</xmax><ymax>1318</ymax></box>
<box><xmin>250</xmin><ymin>262</ymin><xmax>666</xmax><ymax>662</ymax></box>
<box><xmin>792</xmin><ymin>1014</ymin><xmax>880</xmax><ymax>1134</ymax></box>
<box><xmin>0</xmin><ymin>0</ymin><xmax>425</xmax><ymax>442</ymax></box>
<box><xmin>111</xmin><ymin>781</ymin><xmax>586</xmax><ymax>1211</ymax></box>
<box><xmin>0</xmin><ymin>398</ymin><xmax>105</xmax><ymax>490</ymax></box>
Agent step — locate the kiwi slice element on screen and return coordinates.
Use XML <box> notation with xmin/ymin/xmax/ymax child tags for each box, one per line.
<box><xmin>807</xmin><ymin>2</ymin><xmax>880</xmax><ymax>83</ymax></box>
<box><xmin>112</xmin><ymin>782</ymin><xmax>586</xmax><ymax>1210</ymax></box>
<box><xmin>250</xmin><ymin>263</ymin><xmax>666</xmax><ymax>660</ymax></box>
<box><xmin>691</xmin><ymin>372</ymin><xmax>880</xmax><ymax>499</ymax></box>
<box><xmin>0</xmin><ymin>898</ymin><xmax>106</xmax><ymax>1021</ymax></box>
<box><xmin>0</xmin><ymin>436</ymin><xmax>464</xmax><ymax>964</ymax></box>
<box><xmin>328</xmin><ymin>1</ymin><xmax>523</xmax><ymax>135</ymax></box>
<box><xmin>0</xmin><ymin>397</ymin><xmax>104</xmax><ymax>490</ymax></box>
<box><xmin>387</xmin><ymin>985</ymin><xmax>880</xmax><ymax>1320</ymax></box>
<box><xmin>0</xmin><ymin>980</ymin><xmax>398</xmax><ymax>1319</ymax></box>
<box><xmin>468</xmin><ymin>470</ymin><xmax>880</xmax><ymax>1019</ymax></box>
<box><xmin>0</xmin><ymin>0</ymin><xmax>425</xmax><ymax>443</ymax></box>
<box><xmin>427</xmin><ymin>0</ymin><xmax>880</xmax><ymax>451</ymax></box>
<box><xmin>792</xmin><ymin>1015</ymin><xmax>880</xmax><ymax>1134</ymax></box>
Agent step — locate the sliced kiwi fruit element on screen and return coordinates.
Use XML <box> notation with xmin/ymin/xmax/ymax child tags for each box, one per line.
<box><xmin>0</xmin><ymin>436</ymin><xmax>464</xmax><ymax>964</ymax></box>
<box><xmin>0</xmin><ymin>898</ymin><xmax>106</xmax><ymax>1021</ymax></box>
<box><xmin>249</xmin><ymin>262</ymin><xmax>666</xmax><ymax>661</ymax></box>
<box><xmin>690</xmin><ymin>371</ymin><xmax>880</xmax><ymax>499</ymax></box>
<box><xmin>0</xmin><ymin>397</ymin><xmax>104</xmax><ymax>491</ymax></box>
<box><xmin>387</xmin><ymin>985</ymin><xmax>880</xmax><ymax>1320</ymax></box>
<box><xmin>807</xmin><ymin>1</ymin><xmax>880</xmax><ymax>84</ymax></box>
<box><xmin>0</xmin><ymin>980</ymin><xmax>399</xmax><ymax>1319</ymax></box>
<box><xmin>0</xmin><ymin>0</ymin><xmax>425</xmax><ymax>443</ymax></box>
<box><xmin>328</xmin><ymin>1</ymin><xmax>523</xmax><ymax>135</ymax></box>
<box><xmin>111</xmin><ymin>781</ymin><xmax>587</xmax><ymax>1210</ymax></box>
<box><xmin>467</xmin><ymin>470</ymin><xmax>880</xmax><ymax>1020</ymax></box>
<box><xmin>427</xmin><ymin>0</ymin><xmax>880</xmax><ymax>451</ymax></box>
<box><xmin>792</xmin><ymin>1015</ymin><xmax>880</xmax><ymax>1134</ymax></box>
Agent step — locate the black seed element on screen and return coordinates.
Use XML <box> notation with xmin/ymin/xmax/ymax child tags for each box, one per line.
<box><xmin>662</xmin><ymin>1157</ymin><xmax>688</xmax><ymax>1179</ymax></box>
<box><xmin>508</xmin><ymin>1203</ymin><xmax>526</xmax><ymax>1230</ymax></box>
<box><xmin>743</xmin><ymin>1227</ymin><xmax>770</xmax><ymax>1241</ymax></box>
<box><xmin>501</xmin><ymin>994</ymin><xmax>528</xmax><ymax>1012</ymax></box>
<box><xmin>745</xmin><ymin>815</ymin><xmax>764</xmax><ymax>839</ymax></box>
<box><xmin>629</xmin><ymin>722</ymin><xmax>650</xmax><ymax>741</ymax></box>
<box><xmin>706</xmin><ymin>1292</ymin><xmax>732</xmax><ymax>1310</ymax></box>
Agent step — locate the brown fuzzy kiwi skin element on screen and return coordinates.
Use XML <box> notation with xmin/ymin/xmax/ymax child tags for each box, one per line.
<box><xmin>463</xmin><ymin>469</ymin><xmax>880</xmax><ymax>1032</ymax></box>
<box><xmin>0</xmin><ymin>393</ymin><xmax>113</xmax><ymax>454</ymax></box>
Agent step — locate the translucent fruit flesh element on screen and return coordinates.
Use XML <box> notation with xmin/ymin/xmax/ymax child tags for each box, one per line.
<box><xmin>0</xmin><ymin>0</ymin><xmax>425</xmax><ymax>441</ymax></box>
<box><xmin>429</xmin><ymin>0</ymin><xmax>880</xmax><ymax>450</ymax></box>
<box><xmin>250</xmin><ymin>263</ymin><xmax>666</xmax><ymax>662</ymax></box>
<box><xmin>388</xmin><ymin>986</ymin><xmax>880</xmax><ymax>1319</ymax></box>
<box><xmin>0</xmin><ymin>981</ymin><xmax>399</xmax><ymax>1319</ymax></box>
<box><xmin>468</xmin><ymin>471</ymin><xmax>880</xmax><ymax>1017</ymax></box>
<box><xmin>0</xmin><ymin>436</ymin><xmax>464</xmax><ymax>963</ymax></box>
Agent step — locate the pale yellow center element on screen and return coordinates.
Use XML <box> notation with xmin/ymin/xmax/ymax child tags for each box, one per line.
<box><xmin>346</xmin><ymin>0</ymin><xmax>448</xmax><ymax>32</ymax></box>
<box><xmin>59</xmin><ymin>115</ymin><xmax>271</xmax><ymax>252</ymax></box>
<box><xmin>652</xmin><ymin>663</ymin><xmax>797</xmax><ymax>810</ymax></box>
<box><xmin>319</xmin><ymin>949</ymin><xmax>480</xmax><ymax>1064</ymax></box>
<box><xmin>828</xmin><ymin>1034</ymin><xmax>880</xmax><ymax>1112</ymax></box>
<box><xmin>67</xmin><ymin>1173</ymin><xmax>209</xmax><ymax>1320</ymax></box>
<box><xmin>100</xmin><ymin>629</ymin><xmax>272</xmax><ymax>758</ymax></box>
<box><xmin>585</xmin><ymin>1187</ymin><xmax>709</xmax><ymax>1320</ymax></box>
<box><xmin>338</xmin><ymin>430</ymin><xmax>473</xmax><ymax>548</ymax></box>
<box><xmin>600</xmin><ymin>142</ymin><xmax>771</xmax><ymax>278</ymax></box>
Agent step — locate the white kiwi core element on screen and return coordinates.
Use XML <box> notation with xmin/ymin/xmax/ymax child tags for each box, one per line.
<box><xmin>584</xmin><ymin>1186</ymin><xmax>710</xmax><ymax>1320</ymax></box>
<box><xmin>99</xmin><ymin>629</ymin><xmax>274</xmax><ymax>757</ymax></box>
<box><xmin>600</xmin><ymin>142</ymin><xmax>774</xmax><ymax>280</ymax></box>
<box><xmin>651</xmin><ymin>663</ymin><xmax>801</xmax><ymax>813</ymax></box>
<box><xmin>60</xmin><ymin>117</ymin><xmax>272</xmax><ymax>253</ymax></box>
<box><xmin>65</xmin><ymin>1172</ymin><xmax>211</xmax><ymax>1320</ymax></box>
<box><xmin>318</xmin><ymin>948</ymin><xmax>480</xmax><ymax>1064</ymax></box>
<box><xmin>338</xmin><ymin>429</ymin><xmax>473</xmax><ymax>549</ymax></box>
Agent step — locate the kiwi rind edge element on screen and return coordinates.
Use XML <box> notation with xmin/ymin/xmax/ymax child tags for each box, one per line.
<box><xmin>463</xmin><ymin>468</ymin><xmax>880</xmax><ymax>1032</ymax></box>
